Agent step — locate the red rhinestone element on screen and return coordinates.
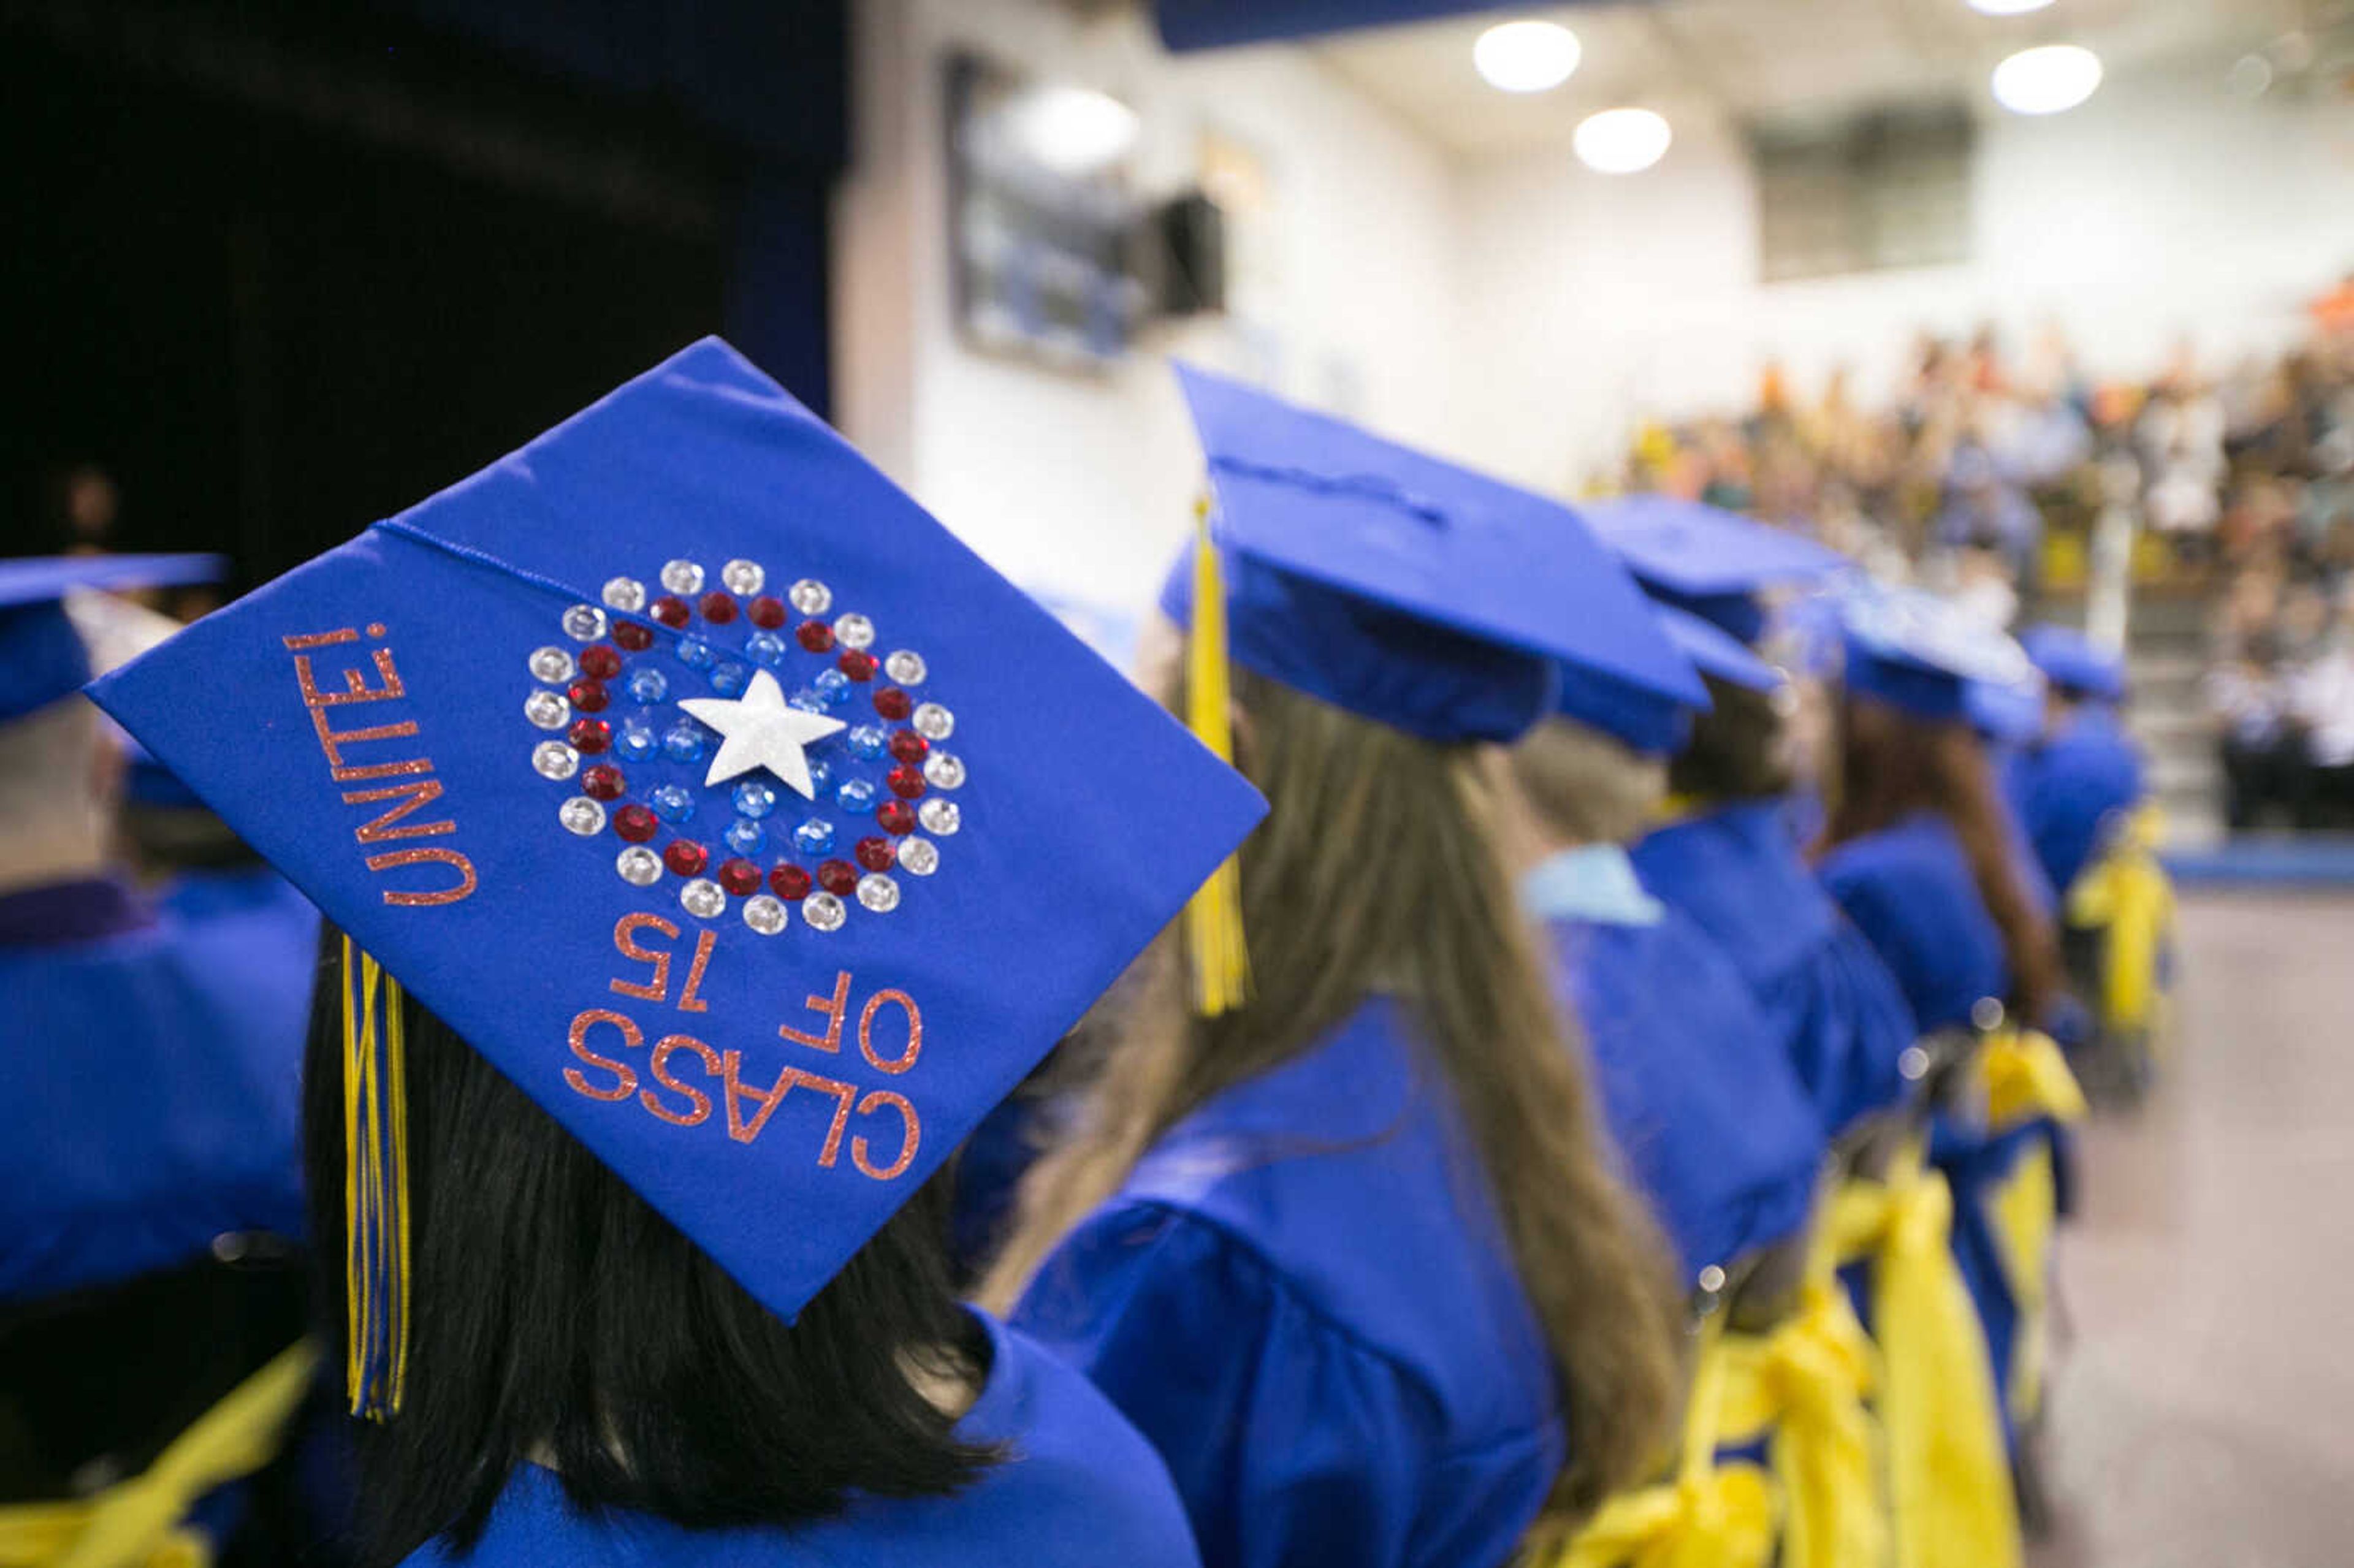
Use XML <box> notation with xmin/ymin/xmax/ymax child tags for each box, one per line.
<box><xmin>579</xmin><ymin>644</ymin><xmax>623</xmax><ymax>680</ymax></box>
<box><xmin>614</xmin><ymin>804</ymin><xmax>659</xmax><ymax>843</ymax></box>
<box><xmin>581</xmin><ymin>764</ymin><xmax>626</xmax><ymax>801</ymax></box>
<box><xmin>877</xmin><ymin>799</ymin><xmax>916</xmax><ymax>835</ymax></box>
<box><xmin>650</xmin><ymin>595</ymin><xmax>691</xmax><ymax>628</ymax></box>
<box><xmin>747</xmin><ymin>595</ymin><xmax>787</xmax><ymax>629</ymax></box>
<box><xmin>888</xmin><ymin>729</ymin><xmax>929</xmax><ymax>764</ymax></box>
<box><xmin>837</xmin><ymin>649</ymin><xmax>878</xmax><ymax>682</ymax></box>
<box><xmin>699</xmin><ymin>591</ymin><xmax>739</xmax><ymax>625</ymax></box>
<box><xmin>874</xmin><ymin>686</ymin><xmax>913</xmax><ymax>720</ymax></box>
<box><xmin>613</xmin><ymin>620</ymin><xmax>655</xmax><ymax>652</ymax></box>
<box><xmin>886</xmin><ymin>764</ymin><xmax>926</xmax><ymax>800</ymax></box>
<box><xmin>769</xmin><ymin>863</ymin><xmax>813</xmax><ymax>900</ymax></box>
<box><xmin>568</xmin><ymin>718</ymin><xmax>612</xmax><ymax>754</ymax></box>
<box><xmin>796</xmin><ymin>618</ymin><xmax>836</xmax><ymax>653</ymax></box>
<box><xmin>817</xmin><ymin>859</ymin><xmax>858</xmax><ymax>896</ymax></box>
<box><xmin>855</xmin><ymin>835</ymin><xmax>897</xmax><ymax>872</ymax></box>
<box><xmin>718</xmin><ymin>857</ymin><xmax>763</xmax><ymax>896</ymax></box>
<box><xmin>568</xmin><ymin>677</ymin><xmax>610</xmax><ymax>713</ymax></box>
<box><xmin>664</xmin><ymin>840</ymin><xmax>710</xmax><ymax>877</ymax></box>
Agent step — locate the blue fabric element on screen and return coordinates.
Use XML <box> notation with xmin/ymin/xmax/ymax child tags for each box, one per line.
<box><xmin>0</xmin><ymin>879</ymin><xmax>309</xmax><ymax>1302</ymax></box>
<box><xmin>1659</xmin><ymin>604</ymin><xmax>1781</xmax><ymax>692</ymax></box>
<box><xmin>1014</xmin><ymin>1001</ymin><xmax>1561</xmax><ymax>1568</ymax></box>
<box><xmin>403</xmin><ymin>1311</ymin><xmax>1201</xmax><ymax>1567</ymax></box>
<box><xmin>89</xmin><ymin>338</ymin><xmax>1268</xmax><ymax>1328</ymax></box>
<box><xmin>1630</xmin><ymin>802</ymin><xmax>1919</xmax><ymax>1135</ymax></box>
<box><xmin>1156</xmin><ymin>0</ymin><xmax>1572</xmax><ymax>51</ymax></box>
<box><xmin>1964</xmin><ymin>675</ymin><xmax>2046</xmax><ymax>746</ymax></box>
<box><xmin>1815</xmin><ymin>812</ymin><xmax>2009</xmax><ymax>1037</ymax></box>
<box><xmin>1522</xmin><ymin>845</ymin><xmax>1662</xmax><ymax>927</ymax></box>
<box><xmin>1542</xmin><ymin>903</ymin><xmax>1825</xmax><ymax>1283</ymax></box>
<box><xmin>2019</xmin><ymin>625</ymin><xmax>2127</xmax><ymax>703</ymax></box>
<box><xmin>1582</xmin><ymin>495</ymin><xmax>1849</xmax><ymax>602</ymax></box>
<box><xmin>0</xmin><ymin>554</ymin><xmax>223</xmax><ymax>723</ymax></box>
<box><xmin>1838</xmin><ymin>585</ymin><xmax>2036</xmax><ymax>725</ymax></box>
<box><xmin>2002</xmin><ymin>708</ymin><xmax>2147</xmax><ymax>896</ymax></box>
<box><xmin>1176</xmin><ymin>364</ymin><xmax>1702</xmax><ymax>745</ymax></box>
<box><xmin>1548</xmin><ymin>606</ymin><xmax>1772</xmax><ymax>756</ymax></box>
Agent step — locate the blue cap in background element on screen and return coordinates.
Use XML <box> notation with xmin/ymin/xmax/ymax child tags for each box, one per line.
<box><xmin>0</xmin><ymin>554</ymin><xmax>224</xmax><ymax>725</ymax></box>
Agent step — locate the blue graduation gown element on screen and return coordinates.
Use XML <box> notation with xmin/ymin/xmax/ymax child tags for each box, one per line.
<box><xmin>1629</xmin><ymin>801</ymin><xmax>1919</xmax><ymax>1136</ymax></box>
<box><xmin>402</xmin><ymin>1312</ymin><xmax>1202</xmax><ymax>1568</ymax></box>
<box><xmin>1013</xmin><ymin>1001</ymin><xmax>1562</xmax><ymax>1568</ymax></box>
<box><xmin>2002</xmin><ymin>707</ymin><xmax>2147</xmax><ymax>899</ymax></box>
<box><xmin>1531</xmin><ymin>848</ymin><xmax>1824</xmax><ymax>1284</ymax></box>
<box><xmin>0</xmin><ymin>877</ymin><xmax>311</xmax><ymax>1303</ymax></box>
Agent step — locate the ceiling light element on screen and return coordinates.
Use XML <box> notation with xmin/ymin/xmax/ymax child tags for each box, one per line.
<box><xmin>1574</xmin><ymin>107</ymin><xmax>1672</xmax><ymax>174</ymax></box>
<box><xmin>1474</xmin><ymin>20</ymin><xmax>1582</xmax><ymax>93</ymax></box>
<box><xmin>1005</xmin><ymin>86</ymin><xmax>1140</xmax><ymax>178</ymax></box>
<box><xmin>1990</xmin><ymin>44</ymin><xmax>2103</xmax><ymax>115</ymax></box>
<box><xmin>1967</xmin><ymin>0</ymin><xmax>2055</xmax><ymax>15</ymax></box>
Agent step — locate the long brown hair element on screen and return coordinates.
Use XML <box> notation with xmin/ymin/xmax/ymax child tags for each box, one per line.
<box><xmin>1816</xmin><ymin>695</ymin><xmax>2062</xmax><ymax>1024</ymax></box>
<box><xmin>980</xmin><ymin>664</ymin><xmax>1684</xmax><ymax>1531</ymax></box>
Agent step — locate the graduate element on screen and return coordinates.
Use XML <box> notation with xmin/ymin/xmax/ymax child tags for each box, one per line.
<box><xmin>87</xmin><ymin>339</ymin><xmax>1267</xmax><ymax>1568</ymax></box>
<box><xmin>986</xmin><ymin>367</ymin><xmax>1691</xmax><ymax>1568</ymax></box>
<box><xmin>2006</xmin><ymin>625</ymin><xmax>2147</xmax><ymax>900</ymax></box>
<box><xmin>1583</xmin><ymin>497</ymin><xmax>1921</xmax><ymax>1140</ymax></box>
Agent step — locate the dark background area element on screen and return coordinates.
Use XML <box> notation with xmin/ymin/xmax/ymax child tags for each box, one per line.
<box><xmin>3</xmin><ymin>0</ymin><xmax>846</xmax><ymax>587</ymax></box>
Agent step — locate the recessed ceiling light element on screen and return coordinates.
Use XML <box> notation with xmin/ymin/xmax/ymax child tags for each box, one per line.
<box><xmin>1990</xmin><ymin>44</ymin><xmax>2103</xmax><ymax>115</ymax></box>
<box><xmin>1967</xmin><ymin>0</ymin><xmax>2055</xmax><ymax>15</ymax></box>
<box><xmin>1474</xmin><ymin>19</ymin><xmax>1582</xmax><ymax>94</ymax></box>
<box><xmin>1574</xmin><ymin>108</ymin><xmax>1673</xmax><ymax>173</ymax></box>
<box><xmin>1003</xmin><ymin>86</ymin><xmax>1140</xmax><ymax>177</ymax></box>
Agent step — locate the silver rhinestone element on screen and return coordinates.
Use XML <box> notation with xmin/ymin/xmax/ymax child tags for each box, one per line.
<box><xmin>525</xmin><ymin>690</ymin><xmax>571</xmax><ymax>730</ymax></box>
<box><xmin>788</xmin><ymin>578</ymin><xmax>832</xmax><ymax>615</ymax></box>
<box><xmin>561</xmin><ymin>604</ymin><xmax>608</xmax><ymax>641</ymax></box>
<box><xmin>742</xmin><ymin>893</ymin><xmax>788</xmax><ymax>935</ymax></box>
<box><xmin>559</xmin><ymin>796</ymin><xmax>607</xmax><ymax>836</ymax></box>
<box><xmin>833</xmin><ymin>612</ymin><xmax>875</xmax><ymax>650</ymax></box>
<box><xmin>896</xmin><ymin>836</ymin><xmax>939</xmax><ymax>876</ymax></box>
<box><xmin>616</xmin><ymin>846</ymin><xmax>663</xmax><ymax>886</ymax></box>
<box><xmin>923</xmin><ymin>752</ymin><xmax>966</xmax><ymax>790</ymax></box>
<box><xmin>660</xmin><ymin>559</ymin><xmax>706</xmax><ymax>595</ymax></box>
<box><xmin>721</xmin><ymin>558</ymin><xmax>766</xmax><ymax>595</ymax></box>
<box><xmin>884</xmin><ymin>649</ymin><xmax>928</xmax><ymax>685</ymax></box>
<box><xmin>532</xmin><ymin>740</ymin><xmax>580</xmax><ymax>780</ymax></box>
<box><xmin>801</xmin><ymin>890</ymin><xmax>847</xmax><ymax>932</ymax></box>
<box><xmin>601</xmin><ymin>577</ymin><xmax>647</xmax><ymax>614</ymax></box>
<box><xmin>680</xmin><ymin>878</ymin><xmax>726</xmax><ymax>919</ymax></box>
<box><xmin>912</xmin><ymin>702</ymin><xmax>954</xmax><ymax>740</ymax></box>
<box><xmin>529</xmin><ymin>645</ymin><xmax>575</xmax><ymax>683</ymax></box>
<box><xmin>856</xmin><ymin>873</ymin><xmax>901</xmax><ymax>913</ymax></box>
<box><xmin>918</xmin><ymin>797</ymin><xmax>961</xmax><ymax>837</ymax></box>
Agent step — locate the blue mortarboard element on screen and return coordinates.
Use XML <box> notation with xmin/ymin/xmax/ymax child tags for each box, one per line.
<box><xmin>1551</xmin><ymin>604</ymin><xmax>1778</xmax><ymax>757</ymax></box>
<box><xmin>89</xmin><ymin>341</ymin><xmax>1267</xmax><ymax>1371</ymax></box>
<box><xmin>1838</xmin><ymin>585</ymin><xmax>2036</xmax><ymax>725</ymax></box>
<box><xmin>1581</xmin><ymin>495</ymin><xmax>1849</xmax><ymax>647</ymax></box>
<box><xmin>2019</xmin><ymin>624</ymin><xmax>2126</xmax><ymax>703</ymax></box>
<box><xmin>1159</xmin><ymin>365</ymin><xmax>1703</xmax><ymax>745</ymax></box>
<box><xmin>0</xmin><ymin>554</ymin><xmax>224</xmax><ymax>725</ymax></box>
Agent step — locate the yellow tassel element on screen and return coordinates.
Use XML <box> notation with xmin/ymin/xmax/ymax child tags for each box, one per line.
<box><xmin>342</xmin><ymin>939</ymin><xmax>411</xmax><ymax>1420</ymax></box>
<box><xmin>1183</xmin><ymin>500</ymin><xmax>1251</xmax><ymax>1016</ymax></box>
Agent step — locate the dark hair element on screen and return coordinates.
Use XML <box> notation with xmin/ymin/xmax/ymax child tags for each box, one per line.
<box><xmin>1666</xmin><ymin>674</ymin><xmax>1793</xmax><ymax>803</ymax></box>
<box><xmin>301</xmin><ymin>929</ymin><xmax>996</xmax><ymax>1567</ymax></box>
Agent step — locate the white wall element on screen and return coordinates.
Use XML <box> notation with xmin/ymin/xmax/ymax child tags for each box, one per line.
<box><xmin>1449</xmin><ymin>66</ymin><xmax>2354</xmax><ymax>492</ymax></box>
<box><xmin>834</xmin><ymin>0</ymin><xmax>1466</xmax><ymax>615</ymax></box>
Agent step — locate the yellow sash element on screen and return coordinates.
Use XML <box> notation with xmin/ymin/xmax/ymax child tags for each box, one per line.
<box><xmin>1989</xmin><ymin>1140</ymin><xmax>2060</xmax><ymax>1426</ymax></box>
<box><xmin>1830</xmin><ymin>1146</ymin><xmax>2022</xmax><ymax>1568</ymax></box>
<box><xmin>1715</xmin><ymin>1274</ymin><xmax>1886</xmax><ymax>1568</ymax></box>
<box><xmin>1975</xmin><ymin>1029</ymin><xmax>2088</xmax><ymax>1133</ymax></box>
<box><xmin>0</xmin><ymin>1339</ymin><xmax>319</xmax><ymax>1568</ymax></box>
<box><xmin>2063</xmin><ymin>804</ymin><xmax>2174</xmax><ymax>1034</ymax></box>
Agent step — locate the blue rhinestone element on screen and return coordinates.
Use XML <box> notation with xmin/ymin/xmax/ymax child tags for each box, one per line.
<box><xmin>835</xmin><ymin>778</ymin><xmax>877</xmax><ymax>815</ymax></box>
<box><xmin>745</xmin><ymin>631</ymin><xmax>788</xmax><ymax>668</ymax></box>
<box><xmin>813</xmin><ymin>668</ymin><xmax>852</xmax><ymax>706</ymax></box>
<box><xmin>625</xmin><ymin>666</ymin><xmax>669</xmax><ymax>704</ymax></box>
<box><xmin>794</xmin><ymin>818</ymin><xmax>836</xmax><ymax>856</ymax></box>
<box><xmin>650</xmin><ymin>784</ymin><xmax>696</xmax><ymax>825</ymax></box>
<box><xmin>710</xmin><ymin>661</ymin><xmax>750</xmax><ymax>698</ymax></box>
<box><xmin>663</xmin><ymin>721</ymin><xmax>709</xmax><ymax>764</ymax></box>
<box><xmin>733</xmin><ymin>780</ymin><xmax>779</xmax><ymax>819</ymax></box>
<box><xmin>807</xmin><ymin>759</ymin><xmax>832</xmax><ymax>793</ymax></box>
<box><xmin>847</xmin><ymin>725</ymin><xmax>888</xmax><ymax>761</ymax></box>
<box><xmin>676</xmin><ymin>636</ymin><xmax>717</xmax><ymax>671</ymax></box>
<box><xmin>724</xmin><ymin>818</ymin><xmax>768</xmax><ymax>856</ymax></box>
<box><xmin>789</xmin><ymin>691</ymin><xmax>827</xmax><ymax>714</ymax></box>
<box><xmin>614</xmin><ymin>719</ymin><xmax>659</xmax><ymax>763</ymax></box>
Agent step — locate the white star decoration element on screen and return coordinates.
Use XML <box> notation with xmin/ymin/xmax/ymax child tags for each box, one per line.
<box><xmin>679</xmin><ymin>670</ymin><xmax>847</xmax><ymax>799</ymax></box>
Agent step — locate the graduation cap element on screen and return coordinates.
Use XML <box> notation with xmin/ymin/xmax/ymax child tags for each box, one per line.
<box><xmin>0</xmin><ymin>554</ymin><xmax>224</xmax><ymax>725</ymax></box>
<box><xmin>1156</xmin><ymin>363</ymin><xmax>1700</xmax><ymax>1008</ymax></box>
<box><xmin>1552</xmin><ymin>603</ymin><xmax>1781</xmax><ymax>757</ymax></box>
<box><xmin>2019</xmin><ymin>624</ymin><xmax>2126</xmax><ymax>703</ymax></box>
<box><xmin>88</xmin><ymin>339</ymin><xmax>1267</xmax><ymax>1417</ymax></box>
<box><xmin>1580</xmin><ymin>493</ymin><xmax>1850</xmax><ymax>645</ymax></box>
<box><xmin>1837</xmin><ymin>584</ymin><xmax>2036</xmax><ymax>725</ymax></box>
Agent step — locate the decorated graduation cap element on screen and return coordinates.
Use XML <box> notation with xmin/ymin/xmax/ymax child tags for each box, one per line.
<box><xmin>1837</xmin><ymin>584</ymin><xmax>2038</xmax><ymax>725</ymax></box>
<box><xmin>0</xmin><ymin>554</ymin><xmax>224</xmax><ymax>725</ymax></box>
<box><xmin>1157</xmin><ymin>362</ymin><xmax>1699</xmax><ymax>1008</ymax></box>
<box><xmin>89</xmin><ymin>338</ymin><xmax>1267</xmax><ymax>1418</ymax></box>
<box><xmin>2019</xmin><ymin>623</ymin><xmax>2126</xmax><ymax>703</ymax></box>
<box><xmin>1581</xmin><ymin>493</ymin><xmax>1849</xmax><ymax>645</ymax></box>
